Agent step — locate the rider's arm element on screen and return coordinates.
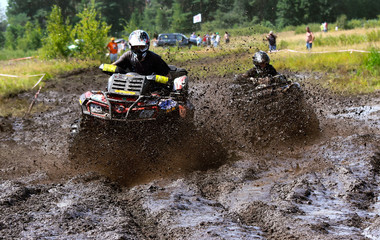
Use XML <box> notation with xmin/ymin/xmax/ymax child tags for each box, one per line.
<box><xmin>112</xmin><ymin>52</ymin><xmax>132</xmax><ymax>71</ymax></box>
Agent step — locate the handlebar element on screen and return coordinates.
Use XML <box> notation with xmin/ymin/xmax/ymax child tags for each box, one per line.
<box><xmin>100</xmin><ymin>64</ymin><xmax>170</xmax><ymax>85</ymax></box>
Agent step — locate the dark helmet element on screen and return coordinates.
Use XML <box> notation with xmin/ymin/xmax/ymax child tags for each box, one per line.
<box><xmin>128</xmin><ymin>30</ymin><xmax>150</xmax><ymax>60</ymax></box>
<box><xmin>252</xmin><ymin>51</ymin><xmax>270</xmax><ymax>65</ymax></box>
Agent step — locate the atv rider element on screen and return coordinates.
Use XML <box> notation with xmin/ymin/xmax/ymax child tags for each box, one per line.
<box><xmin>113</xmin><ymin>30</ymin><xmax>170</xmax><ymax>78</ymax></box>
<box><xmin>234</xmin><ymin>50</ymin><xmax>278</xmax><ymax>82</ymax></box>
<box><xmin>234</xmin><ymin>50</ymin><xmax>291</xmax><ymax>89</ymax></box>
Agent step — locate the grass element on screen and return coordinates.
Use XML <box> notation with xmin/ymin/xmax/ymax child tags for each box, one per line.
<box><xmin>0</xmin><ymin>58</ymin><xmax>100</xmax><ymax>117</ymax></box>
<box><xmin>0</xmin><ymin>49</ymin><xmax>39</xmax><ymax>61</ymax></box>
<box><xmin>0</xmin><ymin>58</ymin><xmax>100</xmax><ymax>98</ymax></box>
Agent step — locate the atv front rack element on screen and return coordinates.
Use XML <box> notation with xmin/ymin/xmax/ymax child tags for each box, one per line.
<box><xmin>108</xmin><ymin>73</ymin><xmax>148</xmax><ymax>96</ymax></box>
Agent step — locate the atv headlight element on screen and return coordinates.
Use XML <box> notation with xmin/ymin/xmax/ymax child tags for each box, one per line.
<box><xmin>90</xmin><ymin>103</ymin><xmax>104</xmax><ymax>114</ymax></box>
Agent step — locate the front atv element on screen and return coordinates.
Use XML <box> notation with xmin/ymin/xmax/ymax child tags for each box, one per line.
<box><xmin>70</xmin><ymin>64</ymin><xmax>193</xmax><ymax>136</ymax></box>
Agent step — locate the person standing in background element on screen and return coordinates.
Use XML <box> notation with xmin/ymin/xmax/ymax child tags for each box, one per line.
<box><xmin>107</xmin><ymin>37</ymin><xmax>118</xmax><ymax>63</ymax></box>
<box><xmin>214</xmin><ymin>32</ymin><xmax>220</xmax><ymax>47</ymax></box>
<box><xmin>305</xmin><ymin>27</ymin><xmax>315</xmax><ymax>50</ymax></box>
<box><xmin>266</xmin><ymin>31</ymin><xmax>277</xmax><ymax>52</ymax></box>
<box><xmin>224</xmin><ymin>32</ymin><xmax>230</xmax><ymax>44</ymax></box>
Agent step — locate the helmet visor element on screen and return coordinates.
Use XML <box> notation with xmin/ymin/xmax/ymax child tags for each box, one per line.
<box><xmin>131</xmin><ymin>45</ymin><xmax>148</xmax><ymax>53</ymax></box>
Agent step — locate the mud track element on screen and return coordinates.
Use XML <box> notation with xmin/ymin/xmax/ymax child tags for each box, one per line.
<box><xmin>0</xmin><ymin>60</ymin><xmax>379</xmax><ymax>239</ymax></box>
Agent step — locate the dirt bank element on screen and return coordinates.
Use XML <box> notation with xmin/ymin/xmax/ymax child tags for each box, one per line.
<box><xmin>0</xmin><ymin>61</ymin><xmax>379</xmax><ymax>239</ymax></box>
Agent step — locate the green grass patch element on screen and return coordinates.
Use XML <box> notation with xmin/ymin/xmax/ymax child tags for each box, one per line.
<box><xmin>325</xmin><ymin>74</ymin><xmax>380</xmax><ymax>94</ymax></box>
<box><xmin>364</xmin><ymin>48</ymin><xmax>380</xmax><ymax>75</ymax></box>
<box><xmin>313</xmin><ymin>31</ymin><xmax>380</xmax><ymax>47</ymax></box>
<box><xmin>0</xmin><ymin>49</ymin><xmax>39</xmax><ymax>61</ymax></box>
<box><xmin>272</xmin><ymin>50</ymin><xmax>379</xmax><ymax>94</ymax></box>
<box><xmin>272</xmin><ymin>51</ymin><xmax>365</xmax><ymax>72</ymax></box>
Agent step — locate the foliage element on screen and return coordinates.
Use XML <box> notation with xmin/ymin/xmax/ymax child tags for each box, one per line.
<box><xmin>40</xmin><ymin>5</ymin><xmax>72</xmax><ymax>59</ymax></box>
<box><xmin>347</xmin><ymin>19</ymin><xmax>364</xmax><ymax>29</ymax></box>
<box><xmin>123</xmin><ymin>9</ymin><xmax>141</xmax><ymax>36</ymax></box>
<box><xmin>366</xmin><ymin>30</ymin><xmax>380</xmax><ymax>42</ymax></box>
<box><xmin>4</xmin><ymin>24</ymin><xmax>24</xmax><ymax>49</ymax></box>
<box><xmin>71</xmin><ymin>5</ymin><xmax>111</xmax><ymax>60</ymax></box>
<box><xmin>171</xmin><ymin>0</ymin><xmax>192</xmax><ymax>33</ymax></box>
<box><xmin>0</xmin><ymin>32</ymin><xmax>4</xmax><ymax>48</ymax></box>
<box><xmin>364</xmin><ymin>48</ymin><xmax>380</xmax><ymax>75</ymax></box>
<box><xmin>294</xmin><ymin>23</ymin><xmax>320</xmax><ymax>34</ymax></box>
<box><xmin>0</xmin><ymin>49</ymin><xmax>38</xmax><ymax>60</ymax></box>
<box><xmin>313</xmin><ymin>34</ymin><xmax>367</xmax><ymax>46</ymax></box>
<box><xmin>335</xmin><ymin>14</ymin><xmax>348</xmax><ymax>29</ymax></box>
<box><xmin>17</xmin><ymin>21</ymin><xmax>42</xmax><ymax>52</ymax></box>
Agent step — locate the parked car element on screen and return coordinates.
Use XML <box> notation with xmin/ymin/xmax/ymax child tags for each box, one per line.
<box><xmin>157</xmin><ymin>33</ymin><xmax>194</xmax><ymax>47</ymax></box>
<box><xmin>189</xmin><ymin>37</ymin><xmax>198</xmax><ymax>46</ymax></box>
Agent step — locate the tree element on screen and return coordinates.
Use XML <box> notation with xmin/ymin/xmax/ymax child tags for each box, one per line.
<box><xmin>40</xmin><ymin>5</ymin><xmax>72</xmax><ymax>59</ymax></box>
<box><xmin>71</xmin><ymin>4</ymin><xmax>111</xmax><ymax>59</ymax></box>
<box><xmin>170</xmin><ymin>0</ymin><xmax>191</xmax><ymax>33</ymax></box>
<box><xmin>124</xmin><ymin>9</ymin><xmax>141</xmax><ymax>35</ymax></box>
<box><xmin>0</xmin><ymin>5</ymin><xmax>7</xmax><ymax>31</ymax></box>
<box><xmin>155</xmin><ymin>7</ymin><xmax>169</xmax><ymax>34</ymax></box>
<box><xmin>17</xmin><ymin>21</ymin><xmax>42</xmax><ymax>51</ymax></box>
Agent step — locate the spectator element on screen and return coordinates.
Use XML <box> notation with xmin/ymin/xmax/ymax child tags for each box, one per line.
<box><xmin>224</xmin><ymin>32</ymin><xmax>230</xmax><ymax>44</ymax></box>
<box><xmin>190</xmin><ymin>32</ymin><xmax>196</xmax><ymax>39</ymax></box>
<box><xmin>266</xmin><ymin>31</ymin><xmax>277</xmax><ymax>52</ymax></box>
<box><xmin>196</xmin><ymin>34</ymin><xmax>202</xmax><ymax>46</ymax></box>
<box><xmin>210</xmin><ymin>33</ymin><xmax>216</xmax><ymax>46</ymax></box>
<box><xmin>106</xmin><ymin>37</ymin><xmax>118</xmax><ymax>63</ymax></box>
<box><xmin>214</xmin><ymin>32</ymin><xmax>220</xmax><ymax>47</ymax></box>
<box><xmin>305</xmin><ymin>26</ymin><xmax>315</xmax><ymax>50</ymax></box>
<box><xmin>206</xmin><ymin>33</ymin><xmax>211</xmax><ymax>46</ymax></box>
<box><xmin>202</xmin><ymin>35</ymin><xmax>207</xmax><ymax>46</ymax></box>
<box><xmin>120</xmin><ymin>40</ymin><xmax>127</xmax><ymax>52</ymax></box>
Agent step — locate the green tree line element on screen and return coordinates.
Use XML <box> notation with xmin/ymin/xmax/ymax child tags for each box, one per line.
<box><xmin>0</xmin><ymin>0</ymin><xmax>379</xmax><ymax>57</ymax></box>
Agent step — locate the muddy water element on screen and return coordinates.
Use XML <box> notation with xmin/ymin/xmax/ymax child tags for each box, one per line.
<box><xmin>0</xmin><ymin>67</ymin><xmax>379</xmax><ymax>239</ymax></box>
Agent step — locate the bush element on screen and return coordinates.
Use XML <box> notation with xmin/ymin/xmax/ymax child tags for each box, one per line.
<box><xmin>335</xmin><ymin>14</ymin><xmax>348</xmax><ymax>30</ymax></box>
<box><xmin>347</xmin><ymin>19</ymin><xmax>364</xmax><ymax>29</ymax></box>
<box><xmin>364</xmin><ymin>19</ymin><xmax>380</xmax><ymax>28</ymax></box>
<box><xmin>294</xmin><ymin>23</ymin><xmax>320</xmax><ymax>34</ymax></box>
<box><xmin>40</xmin><ymin>5</ymin><xmax>72</xmax><ymax>59</ymax></box>
<box><xmin>366</xmin><ymin>30</ymin><xmax>380</xmax><ymax>42</ymax></box>
<box><xmin>71</xmin><ymin>5</ymin><xmax>110</xmax><ymax>60</ymax></box>
<box><xmin>364</xmin><ymin>48</ymin><xmax>380</xmax><ymax>75</ymax></box>
<box><xmin>314</xmin><ymin>34</ymin><xmax>366</xmax><ymax>47</ymax></box>
<box><xmin>278</xmin><ymin>40</ymin><xmax>289</xmax><ymax>49</ymax></box>
<box><xmin>281</xmin><ymin>25</ymin><xmax>296</xmax><ymax>32</ymax></box>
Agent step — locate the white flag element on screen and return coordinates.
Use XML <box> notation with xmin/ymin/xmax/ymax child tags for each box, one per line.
<box><xmin>193</xmin><ymin>13</ymin><xmax>201</xmax><ymax>24</ymax></box>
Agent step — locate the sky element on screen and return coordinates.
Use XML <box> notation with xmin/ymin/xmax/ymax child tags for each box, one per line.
<box><xmin>0</xmin><ymin>0</ymin><xmax>7</xmax><ymax>19</ymax></box>
<box><xmin>0</xmin><ymin>0</ymin><xmax>7</xmax><ymax>10</ymax></box>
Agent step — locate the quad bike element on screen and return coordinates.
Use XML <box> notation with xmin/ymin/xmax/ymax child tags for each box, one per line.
<box><xmin>223</xmin><ymin>73</ymin><xmax>319</xmax><ymax>147</ymax></box>
<box><xmin>232</xmin><ymin>74</ymin><xmax>302</xmax><ymax>99</ymax></box>
<box><xmin>70</xmin><ymin>64</ymin><xmax>194</xmax><ymax>136</ymax></box>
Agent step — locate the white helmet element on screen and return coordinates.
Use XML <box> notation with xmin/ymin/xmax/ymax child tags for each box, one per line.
<box><xmin>128</xmin><ymin>30</ymin><xmax>150</xmax><ymax>60</ymax></box>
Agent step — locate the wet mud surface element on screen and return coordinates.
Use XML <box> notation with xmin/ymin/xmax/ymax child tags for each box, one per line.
<box><xmin>0</xmin><ymin>63</ymin><xmax>380</xmax><ymax>239</ymax></box>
